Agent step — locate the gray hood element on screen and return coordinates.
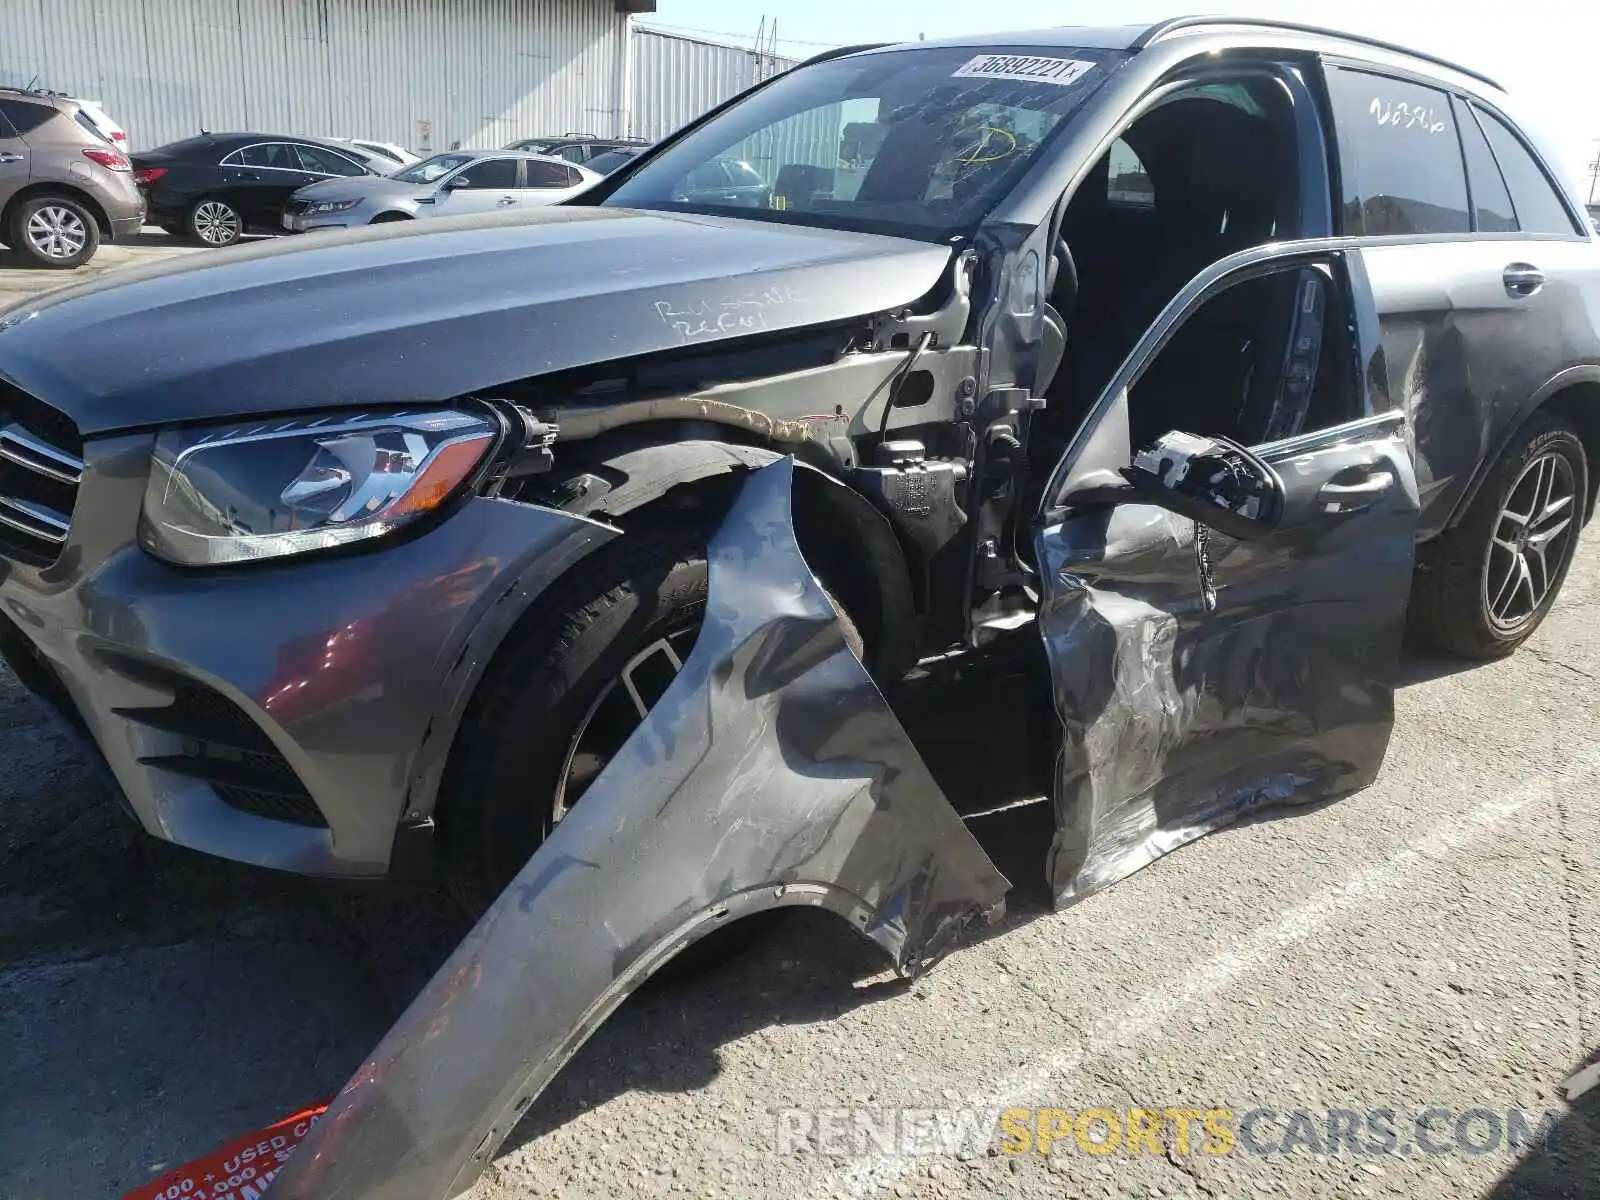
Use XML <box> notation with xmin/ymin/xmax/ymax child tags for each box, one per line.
<box><xmin>0</xmin><ymin>206</ymin><xmax>951</xmax><ymax>435</ymax></box>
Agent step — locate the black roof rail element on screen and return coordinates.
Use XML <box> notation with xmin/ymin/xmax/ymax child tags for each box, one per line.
<box><xmin>1134</xmin><ymin>15</ymin><xmax>1502</xmax><ymax>90</ymax></box>
<box><xmin>794</xmin><ymin>42</ymin><xmax>891</xmax><ymax>69</ymax></box>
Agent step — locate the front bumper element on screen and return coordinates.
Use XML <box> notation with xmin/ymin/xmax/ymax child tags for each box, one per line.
<box><xmin>0</xmin><ymin>429</ymin><xmax>615</xmax><ymax>877</ymax></box>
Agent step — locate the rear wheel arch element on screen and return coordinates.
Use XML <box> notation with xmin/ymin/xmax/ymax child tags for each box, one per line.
<box><xmin>1</xmin><ymin>182</ymin><xmax>112</xmax><ymax>237</ymax></box>
<box><xmin>1442</xmin><ymin>370</ymin><xmax>1600</xmax><ymax>534</ymax></box>
<box><xmin>1538</xmin><ymin>380</ymin><xmax>1600</xmax><ymax>524</ymax></box>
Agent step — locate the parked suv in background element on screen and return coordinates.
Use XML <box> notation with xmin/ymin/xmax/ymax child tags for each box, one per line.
<box><xmin>0</xmin><ymin>19</ymin><xmax>1595</xmax><ymax>949</ymax></box>
<box><xmin>503</xmin><ymin>134</ymin><xmax>650</xmax><ymax>164</ymax></box>
<box><xmin>0</xmin><ymin>88</ymin><xmax>142</xmax><ymax>268</ymax></box>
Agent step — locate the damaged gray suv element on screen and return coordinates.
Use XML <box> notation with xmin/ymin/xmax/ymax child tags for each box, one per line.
<box><xmin>3</xmin><ymin>25</ymin><xmax>1599</xmax><ymax>1190</ymax></box>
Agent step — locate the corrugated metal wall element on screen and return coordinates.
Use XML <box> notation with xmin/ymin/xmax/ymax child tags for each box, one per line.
<box><xmin>0</xmin><ymin>0</ymin><xmax>629</xmax><ymax>153</ymax></box>
<box><xmin>628</xmin><ymin>27</ymin><xmax>793</xmax><ymax>144</ymax></box>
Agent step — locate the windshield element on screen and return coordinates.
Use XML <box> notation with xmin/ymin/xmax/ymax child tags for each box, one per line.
<box><xmin>393</xmin><ymin>153</ymin><xmax>475</xmax><ymax>184</ymax></box>
<box><xmin>604</xmin><ymin>45</ymin><xmax>1120</xmax><ymax>238</ymax></box>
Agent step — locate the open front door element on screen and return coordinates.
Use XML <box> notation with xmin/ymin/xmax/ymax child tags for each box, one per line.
<box><xmin>1034</xmin><ymin>244</ymin><xmax>1421</xmax><ymax>904</ymax></box>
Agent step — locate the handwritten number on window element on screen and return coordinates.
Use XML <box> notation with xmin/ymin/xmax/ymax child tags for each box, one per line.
<box><xmin>1368</xmin><ymin>96</ymin><xmax>1447</xmax><ymax>135</ymax></box>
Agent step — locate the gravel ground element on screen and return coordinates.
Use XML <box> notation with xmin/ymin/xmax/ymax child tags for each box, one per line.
<box><xmin>0</xmin><ymin>240</ymin><xmax>1595</xmax><ymax>1199</ymax></box>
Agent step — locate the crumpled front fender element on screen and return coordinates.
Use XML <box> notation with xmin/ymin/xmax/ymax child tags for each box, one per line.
<box><xmin>268</xmin><ymin>457</ymin><xmax>1009</xmax><ymax>1200</ymax></box>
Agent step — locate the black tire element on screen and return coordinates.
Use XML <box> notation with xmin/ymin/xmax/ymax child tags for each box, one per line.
<box><xmin>369</xmin><ymin>212</ymin><xmax>412</xmax><ymax>224</ymax></box>
<box><xmin>158</xmin><ymin>222</ymin><xmax>184</xmax><ymax>237</ymax></box>
<box><xmin>187</xmin><ymin>196</ymin><xmax>243</xmax><ymax>246</ymax></box>
<box><xmin>1410</xmin><ymin>411</ymin><xmax>1588</xmax><ymax>659</ymax></box>
<box><xmin>7</xmin><ymin>195</ymin><xmax>100</xmax><ymax>268</ymax></box>
<box><xmin>438</xmin><ymin>518</ymin><xmax>862</xmax><ymax>917</ymax></box>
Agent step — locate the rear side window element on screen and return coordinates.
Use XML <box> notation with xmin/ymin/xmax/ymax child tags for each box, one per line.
<box><xmin>523</xmin><ymin>160</ymin><xmax>572</xmax><ymax>188</ymax></box>
<box><xmin>0</xmin><ymin>98</ymin><xmax>54</xmax><ymax>136</ymax></box>
<box><xmin>1471</xmin><ymin>104</ymin><xmax>1582</xmax><ymax>236</ymax></box>
<box><xmin>1324</xmin><ymin>66</ymin><xmax>1469</xmax><ymax>236</ymax></box>
<box><xmin>235</xmin><ymin>143</ymin><xmax>299</xmax><ymax>170</ymax></box>
<box><xmin>295</xmin><ymin>144</ymin><xmax>366</xmax><ymax>177</ymax></box>
<box><xmin>1452</xmin><ymin>98</ymin><xmax>1516</xmax><ymax>233</ymax></box>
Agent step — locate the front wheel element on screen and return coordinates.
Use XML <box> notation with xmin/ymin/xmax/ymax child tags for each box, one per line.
<box><xmin>8</xmin><ymin>195</ymin><xmax>100</xmax><ymax>268</ymax></box>
<box><xmin>1410</xmin><ymin>411</ymin><xmax>1588</xmax><ymax>659</ymax></box>
<box><xmin>187</xmin><ymin>197</ymin><xmax>243</xmax><ymax>246</ymax></box>
<box><xmin>438</xmin><ymin>519</ymin><xmax>862</xmax><ymax>915</ymax></box>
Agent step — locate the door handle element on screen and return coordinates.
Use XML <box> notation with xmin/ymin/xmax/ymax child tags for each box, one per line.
<box><xmin>1317</xmin><ymin>469</ymin><xmax>1395</xmax><ymax>514</ymax></box>
<box><xmin>0</xmin><ymin>152</ymin><xmax>24</xmax><ymax>164</ymax></box>
<box><xmin>496</xmin><ymin>196</ymin><xmax>517</xmax><ymax>207</ymax></box>
<box><xmin>1503</xmin><ymin>263</ymin><xmax>1545</xmax><ymax>297</ymax></box>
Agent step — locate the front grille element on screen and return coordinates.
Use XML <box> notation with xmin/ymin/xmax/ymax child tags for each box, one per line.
<box><xmin>283</xmin><ymin>199</ymin><xmax>308</xmax><ymax>217</ymax></box>
<box><xmin>0</xmin><ymin>379</ymin><xmax>83</xmax><ymax>566</ymax></box>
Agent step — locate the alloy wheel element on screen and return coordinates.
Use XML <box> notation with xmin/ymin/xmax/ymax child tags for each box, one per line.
<box><xmin>24</xmin><ymin>206</ymin><xmax>88</xmax><ymax>260</ymax></box>
<box><xmin>552</xmin><ymin>624</ymin><xmax>700</xmax><ymax>822</ymax></box>
<box><xmin>1483</xmin><ymin>450</ymin><xmax>1578</xmax><ymax>632</ymax></box>
<box><xmin>193</xmin><ymin>201</ymin><xmax>241</xmax><ymax>245</ymax></box>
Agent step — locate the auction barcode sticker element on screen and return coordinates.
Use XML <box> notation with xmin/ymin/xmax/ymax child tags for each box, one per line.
<box><xmin>122</xmin><ymin>1099</ymin><xmax>332</xmax><ymax>1200</ymax></box>
<box><xmin>952</xmin><ymin>54</ymin><xmax>1096</xmax><ymax>87</ymax></box>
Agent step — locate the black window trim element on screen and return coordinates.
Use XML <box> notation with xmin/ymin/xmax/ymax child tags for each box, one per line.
<box><xmin>0</xmin><ymin>107</ymin><xmax>16</xmax><ymax>139</ymax></box>
<box><xmin>1447</xmin><ymin>92</ymin><xmax>1514</xmax><ymax>236</ymax></box>
<box><xmin>1459</xmin><ymin>95</ymin><xmax>1588</xmax><ymax>240</ymax></box>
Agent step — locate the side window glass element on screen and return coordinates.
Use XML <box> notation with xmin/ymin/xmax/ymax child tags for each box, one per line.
<box><xmin>564</xmin><ymin>165</ymin><xmax>584</xmax><ymax>187</ymax></box>
<box><xmin>1106</xmin><ymin>138</ymin><xmax>1154</xmax><ymax>209</ymax></box>
<box><xmin>1452</xmin><ymin>98</ymin><xmax>1517</xmax><ymax>232</ymax></box>
<box><xmin>0</xmin><ymin>99</ymin><xmax>52</xmax><ymax>135</ymax></box>
<box><xmin>296</xmin><ymin>145</ymin><xmax>366</xmax><ymax>177</ymax></box>
<box><xmin>1324</xmin><ymin>66</ymin><xmax>1469</xmax><ymax>235</ymax></box>
<box><xmin>238</xmin><ymin>143</ymin><xmax>296</xmax><ymax>170</ymax></box>
<box><xmin>523</xmin><ymin>160</ymin><xmax>571</xmax><ymax>188</ymax></box>
<box><xmin>1127</xmin><ymin>265</ymin><xmax>1358</xmax><ymax>451</ymax></box>
<box><xmin>454</xmin><ymin>158</ymin><xmax>518</xmax><ymax>189</ymax></box>
<box><xmin>1472</xmin><ymin>104</ymin><xmax>1581</xmax><ymax>236</ymax></box>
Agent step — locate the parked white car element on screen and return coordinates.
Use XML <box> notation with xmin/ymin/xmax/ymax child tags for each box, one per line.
<box><xmin>332</xmin><ymin>137</ymin><xmax>420</xmax><ymax>167</ymax></box>
<box><xmin>71</xmin><ymin>98</ymin><xmax>127</xmax><ymax>149</ymax></box>
<box><xmin>282</xmin><ymin>150</ymin><xmax>600</xmax><ymax>231</ymax></box>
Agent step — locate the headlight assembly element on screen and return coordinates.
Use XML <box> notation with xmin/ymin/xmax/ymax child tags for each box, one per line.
<box><xmin>139</xmin><ymin>409</ymin><xmax>498</xmax><ymax>566</ymax></box>
<box><xmin>304</xmin><ymin>198</ymin><xmax>362</xmax><ymax>216</ymax></box>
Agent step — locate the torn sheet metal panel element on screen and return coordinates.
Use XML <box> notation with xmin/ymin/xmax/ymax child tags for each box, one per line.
<box><xmin>268</xmin><ymin>458</ymin><xmax>1008</xmax><ymax>1200</ymax></box>
<box><xmin>1036</xmin><ymin>421</ymin><xmax>1416</xmax><ymax>905</ymax></box>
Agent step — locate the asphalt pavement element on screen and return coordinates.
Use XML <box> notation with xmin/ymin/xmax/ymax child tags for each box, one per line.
<box><xmin>0</xmin><ymin>240</ymin><xmax>1595</xmax><ymax>1200</ymax></box>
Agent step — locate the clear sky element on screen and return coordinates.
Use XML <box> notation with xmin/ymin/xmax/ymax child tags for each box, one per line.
<box><xmin>646</xmin><ymin>0</ymin><xmax>1600</xmax><ymax>203</ymax></box>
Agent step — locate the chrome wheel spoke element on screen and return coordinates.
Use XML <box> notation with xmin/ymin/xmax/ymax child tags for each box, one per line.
<box><xmin>1489</xmin><ymin>552</ymin><xmax>1525</xmax><ymax>617</ymax></box>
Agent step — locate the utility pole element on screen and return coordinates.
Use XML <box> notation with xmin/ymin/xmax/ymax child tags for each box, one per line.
<box><xmin>1588</xmin><ymin>141</ymin><xmax>1599</xmax><ymax>204</ymax></box>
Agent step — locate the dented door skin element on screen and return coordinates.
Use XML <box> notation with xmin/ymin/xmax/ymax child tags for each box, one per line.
<box><xmin>1032</xmin><ymin>246</ymin><xmax>1423</xmax><ymax>904</ymax></box>
<box><xmin>268</xmin><ymin>459</ymin><xmax>1009</xmax><ymax>1200</ymax></box>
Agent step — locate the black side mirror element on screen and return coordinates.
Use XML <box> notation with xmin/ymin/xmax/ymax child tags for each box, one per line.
<box><xmin>1071</xmin><ymin>431</ymin><xmax>1285</xmax><ymax>541</ymax></box>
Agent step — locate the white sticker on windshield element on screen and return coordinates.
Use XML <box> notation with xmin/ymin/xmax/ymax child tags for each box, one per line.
<box><xmin>952</xmin><ymin>54</ymin><xmax>1096</xmax><ymax>87</ymax></box>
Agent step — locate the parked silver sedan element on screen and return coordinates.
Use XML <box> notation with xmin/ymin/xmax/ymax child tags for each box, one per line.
<box><xmin>281</xmin><ymin>149</ymin><xmax>601</xmax><ymax>231</ymax></box>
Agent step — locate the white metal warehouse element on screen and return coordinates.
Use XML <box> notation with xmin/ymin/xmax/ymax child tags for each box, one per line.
<box><xmin>1</xmin><ymin>0</ymin><xmax>796</xmax><ymax>155</ymax></box>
